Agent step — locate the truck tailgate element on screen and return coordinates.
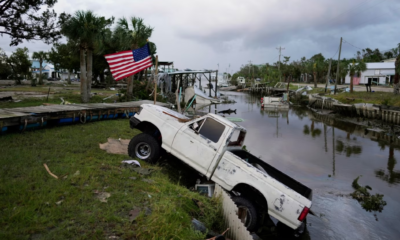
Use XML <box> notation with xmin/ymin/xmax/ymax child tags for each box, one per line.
<box><xmin>229</xmin><ymin>149</ymin><xmax>312</xmax><ymax>200</ymax></box>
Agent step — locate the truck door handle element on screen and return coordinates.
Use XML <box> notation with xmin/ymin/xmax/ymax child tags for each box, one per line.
<box><xmin>190</xmin><ymin>140</ymin><xmax>194</xmax><ymax>143</ymax></box>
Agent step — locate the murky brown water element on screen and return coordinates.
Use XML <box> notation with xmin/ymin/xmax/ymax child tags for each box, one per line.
<box><xmin>198</xmin><ymin>91</ymin><xmax>400</xmax><ymax>240</ymax></box>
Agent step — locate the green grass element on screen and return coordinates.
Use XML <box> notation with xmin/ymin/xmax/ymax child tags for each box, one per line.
<box><xmin>0</xmin><ymin>120</ymin><xmax>223</xmax><ymax>239</ymax></box>
<box><xmin>330</xmin><ymin>92</ymin><xmax>400</xmax><ymax>107</ymax></box>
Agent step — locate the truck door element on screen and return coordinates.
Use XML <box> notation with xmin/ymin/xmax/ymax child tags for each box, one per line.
<box><xmin>172</xmin><ymin>117</ymin><xmax>227</xmax><ymax>176</ymax></box>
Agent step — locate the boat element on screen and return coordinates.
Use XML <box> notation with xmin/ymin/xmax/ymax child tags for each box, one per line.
<box><xmin>261</xmin><ymin>97</ymin><xmax>289</xmax><ymax>109</ymax></box>
<box><xmin>184</xmin><ymin>86</ymin><xmax>221</xmax><ymax>105</ymax></box>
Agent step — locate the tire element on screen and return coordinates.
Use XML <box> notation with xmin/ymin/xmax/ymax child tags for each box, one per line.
<box><xmin>128</xmin><ymin>133</ymin><xmax>161</xmax><ymax>164</ymax></box>
<box><xmin>232</xmin><ymin>196</ymin><xmax>258</xmax><ymax>231</ymax></box>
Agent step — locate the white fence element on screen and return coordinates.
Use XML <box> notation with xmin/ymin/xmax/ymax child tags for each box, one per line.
<box><xmin>214</xmin><ymin>184</ymin><xmax>253</xmax><ymax>240</ymax></box>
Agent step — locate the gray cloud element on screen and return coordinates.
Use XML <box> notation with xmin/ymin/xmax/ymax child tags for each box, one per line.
<box><xmin>1</xmin><ymin>0</ymin><xmax>399</xmax><ymax>72</ymax></box>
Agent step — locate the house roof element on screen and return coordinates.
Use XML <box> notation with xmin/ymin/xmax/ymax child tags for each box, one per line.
<box><xmin>30</xmin><ymin>60</ymin><xmax>53</xmax><ymax>69</ymax></box>
<box><xmin>366</xmin><ymin>62</ymin><xmax>395</xmax><ymax>69</ymax></box>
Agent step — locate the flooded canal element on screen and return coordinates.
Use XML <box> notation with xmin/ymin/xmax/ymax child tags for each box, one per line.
<box><xmin>198</xmin><ymin>91</ymin><xmax>400</xmax><ymax>240</ymax></box>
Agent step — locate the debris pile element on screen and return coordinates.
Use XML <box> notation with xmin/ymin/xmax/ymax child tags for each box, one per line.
<box><xmin>351</xmin><ymin>176</ymin><xmax>387</xmax><ymax>213</ymax></box>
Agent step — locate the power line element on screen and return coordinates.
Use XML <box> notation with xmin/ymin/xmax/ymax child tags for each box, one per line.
<box><xmin>331</xmin><ymin>46</ymin><xmax>340</xmax><ymax>59</ymax></box>
<box><xmin>343</xmin><ymin>39</ymin><xmax>363</xmax><ymax>50</ymax></box>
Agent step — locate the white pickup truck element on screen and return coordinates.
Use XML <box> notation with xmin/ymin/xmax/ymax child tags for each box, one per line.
<box><xmin>128</xmin><ymin>104</ymin><xmax>312</xmax><ymax>233</ymax></box>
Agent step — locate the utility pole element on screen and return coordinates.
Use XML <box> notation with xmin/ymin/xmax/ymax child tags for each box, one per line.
<box><xmin>325</xmin><ymin>59</ymin><xmax>332</xmax><ymax>93</ymax></box>
<box><xmin>276</xmin><ymin>46</ymin><xmax>285</xmax><ymax>82</ymax></box>
<box><xmin>334</xmin><ymin>37</ymin><xmax>343</xmax><ymax>94</ymax></box>
<box><xmin>248</xmin><ymin>60</ymin><xmax>252</xmax><ymax>86</ymax></box>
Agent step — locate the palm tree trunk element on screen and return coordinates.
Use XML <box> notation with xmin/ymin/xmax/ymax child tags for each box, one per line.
<box><xmin>86</xmin><ymin>49</ymin><xmax>93</xmax><ymax>98</ymax></box>
<box><xmin>350</xmin><ymin>76</ymin><xmax>354</xmax><ymax>93</ymax></box>
<box><xmin>127</xmin><ymin>75</ymin><xmax>134</xmax><ymax>100</ymax></box>
<box><xmin>80</xmin><ymin>48</ymin><xmax>88</xmax><ymax>103</ymax></box>
<box><xmin>314</xmin><ymin>72</ymin><xmax>317</xmax><ymax>88</ymax></box>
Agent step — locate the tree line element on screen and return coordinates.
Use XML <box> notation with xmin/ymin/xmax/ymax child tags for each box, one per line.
<box><xmin>0</xmin><ymin>1</ymin><xmax>157</xmax><ymax>103</ymax></box>
<box><xmin>232</xmin><ymin>44</ymin><xmax>400</xmax><ymax>93</ymax></box>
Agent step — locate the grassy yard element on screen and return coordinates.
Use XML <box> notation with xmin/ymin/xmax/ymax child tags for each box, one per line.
<box><xmin>0</xmin><ymin>119</ymin><xmax>222</xmax><ymax>239</ymax></box>
<box><xmin>330</xmin><ymin>92</ymin><xmax>400</xmax><ymax>107</ymax></box>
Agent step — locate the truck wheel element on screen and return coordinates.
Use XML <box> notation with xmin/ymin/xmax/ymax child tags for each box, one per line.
<box><xmin>232</xmin><ymin>196</ymin><xmax>258</xmax><ymax>231</ymax></box>
<box><xmin>128</xmin><ymin>133</ymin><xmax>161</xmax><ymax>164</ymax></box>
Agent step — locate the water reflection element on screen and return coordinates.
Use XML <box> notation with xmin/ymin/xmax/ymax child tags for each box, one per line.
<box><xmin>195</xmin><ymin>92</ymin><xmax>400</xmax><ymax>239</ymax></box>
<box><xmin>375</xmin><ymin>145</ymin><xmax>400</xmax><ymax>184</ymax></box>
<box><xmin>335</xmin><ymin>140</ymin><xmax>363</xmax><ymax>157</ymax></box>
<box><xmin>303</xmin><ymin>121</ymin><xmax>321</xmax><ymax>138</ymax></box>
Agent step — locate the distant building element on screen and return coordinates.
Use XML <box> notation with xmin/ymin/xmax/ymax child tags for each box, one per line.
<box><xmin>237</xmin><ymin>76</ymin><xmax>245</xmax><ymax>84</ymax></box>
<box><xmin>344</xmin><ymin>62</ymin><xmax>395</xmax><ymax>85</ymax></box>
<box><xmin>31</xmin><ymin>60</ymin><xmax>56</xmax><ymax>79</ymax></box>
<box><xmin>30</xmin><ymin>60</ymin><xmax>75</xmax><ymax>80</ymax></box>
<box><xmin>382</xmin><ymin>58</ymin><xmax>396</xmax><ymax>62</ymax></box>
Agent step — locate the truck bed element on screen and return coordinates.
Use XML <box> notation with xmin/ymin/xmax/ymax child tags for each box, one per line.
<box><xmin>229</xmin><ymin>150</ymin><xmax>312</xmax><ymax>200</ymax></box>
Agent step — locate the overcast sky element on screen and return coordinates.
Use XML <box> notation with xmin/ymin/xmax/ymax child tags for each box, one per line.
<box><xmin>1</xmin><ymin>0</ymin><xmax>399</xmax><ymax>73</ymax></box>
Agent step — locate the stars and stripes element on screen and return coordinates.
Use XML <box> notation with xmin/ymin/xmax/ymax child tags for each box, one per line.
<box><xmin>104</xmin><ymin>43</ymin><xmax>153</xmax><ymax>81</ymax></box>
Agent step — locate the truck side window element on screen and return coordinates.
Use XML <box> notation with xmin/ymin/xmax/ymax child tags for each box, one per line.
<box><xmin>198</xmin><ymin>118</ymin><xmax>225</xmax><ymax>143</ymax></box>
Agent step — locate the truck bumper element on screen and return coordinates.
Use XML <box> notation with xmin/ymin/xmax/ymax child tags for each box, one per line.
<box><xmin>129</xmin><ymin>117</ymin><xmax>141</xmax><ymax>129</ymax></box>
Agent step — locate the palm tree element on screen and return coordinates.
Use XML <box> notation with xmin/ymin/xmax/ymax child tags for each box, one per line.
<box><xmin>32</xmin><ymin>51</ymin><xmax>47</xmax><ymax>86</ymax></box>
<box><xmin>347</xmin><ymin>59</ymin><xmax>367</xmax><ymax>93</ymax></box>
<box><xmin>338</xmin><ymin>59</ymin><xmax>350</xmax><ymax>84</ymax></box>
<box><xmin>384</xmin><ymin>51</ymin><xmax>394</xmax><ymax>59</ymax></box>
<box><xmin>115</xmin><ymin>17</ymin><xmax>154</xmax><ymax>98</ymax></box>
<box><xmin>61</xmin><ymin>10</ymin><xmax>113</xmax><ymax>103</ymax></box>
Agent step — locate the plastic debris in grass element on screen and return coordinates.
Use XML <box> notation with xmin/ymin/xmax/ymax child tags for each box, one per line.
<box><xmin>121</xmin><ymin>161</ymin><xmax>155</xmax><ymax>176</ymax></box>
<box><xmin>121</xmin><ymin>160</ymin><xmax>141</xmax><ymax>167</ymax></box>
<box><xmin>93</xmin><ymin>190</ymin><xmax>111</xmax><ymax>203</ymax></box>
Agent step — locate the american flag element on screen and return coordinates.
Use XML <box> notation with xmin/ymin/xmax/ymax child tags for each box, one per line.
<box><xmin>104</xmin><ymin>43</ymin><xmax>153</xmax><ymax>81</ymax></box>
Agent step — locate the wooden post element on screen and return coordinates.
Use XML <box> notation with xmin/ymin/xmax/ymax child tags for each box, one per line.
<box><xmin>215</xmin><ymin>70</ymin><xmax>218</xmax><ymax>97</ymax></box>
<box><xmin>154</xmin><ymin>55</ymin><xmax>158</xmax><ymax>105</ymax></box>
<box><xmin>325</xmin><ymin>59</ymin><xmax>332</xmax><ymax>93</ymax></box>
<box><xmin>209</xmin><ymin>72</ymin><xmax>211</xmax><ymax>97</ymax></box>
<box><xmin>334</xmin><ymin>37</ymin><xmax>343</xmax><ymax>95</ymax></box>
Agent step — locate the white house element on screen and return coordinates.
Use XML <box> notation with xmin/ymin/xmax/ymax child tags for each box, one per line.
<box><xmin>31</xmin><ymin>60</ymin><xmax>76</xmax><ymax>80</ymax></box>
<box><xmin>237</xmin><ymin>76</ymin><xmax>245</xmax><ymax>85</ymax></box>
<box><xmin>344</xmin><ymin>62</ymin><xmax>395</xmax><ymax>85</ymax></box>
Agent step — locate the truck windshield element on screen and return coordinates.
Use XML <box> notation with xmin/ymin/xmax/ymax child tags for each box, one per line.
<box><xmin>227</xmin><ymin>129</ymin><xmax>246</xmax><ymax>147</ymax></box>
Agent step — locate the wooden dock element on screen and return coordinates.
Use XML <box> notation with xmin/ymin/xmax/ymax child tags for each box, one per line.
<box><xmin>0</xmin><ymin>100</ymin><xmax>169</xmax><ymax>133</ymax></box>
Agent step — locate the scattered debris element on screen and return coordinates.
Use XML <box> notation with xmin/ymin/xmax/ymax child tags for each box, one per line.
<box><xmin>129</xmin><ymin>208</ymin><xmax>141</xmax><ymax>222</ymax></box>
<box><xmin>218</xmin><ymin>109</ymin><xmax>236</xmax><ymax>114</ymax></box>
<box><xmin>99</xmin><ymin>138</ymin><xmax>130</xmax><ymax>155</ymax></box>
<box><xmin>109</xmin><ymin>87</ymin><xmax>116</xmax><ymax>91</ymax></box>
<box><xmin>60</xmin><ymin>97</ymin><xmax>72</xmax><ymax>105</ymax></box>
<box><xmin>142</xmin><ymin>178</ymin><xmax>154</xmax><ymax>184</ymax></box>
<box><xmin>129</xmin><ymin>177</ymin><xmax>137</xmax><ymax>180</ymax></box>
<box><xmin>73</xmin><ymin>170</ymin><xmax>80</xmax><ymax>176</ymax></box>
<box><xmin>43</xmin><ymin>163</ymin><xmax>58</xmax><ymax>179</ymax></box>
<box><xmin>225</xmin><ymin>117</ymin><xmax>244</xmax><ymax>122</ymax></box>
<box><xmin>131</xmin><ymin>168</ymin><xmax>155</xmax><ymax>176</ymax></box>
<box><xmin>0</xmin><ymin>96</ymin><xmax>13</xmax><ymax>102</ymax></box>
<box><xmin>121</xmin><ymin>160</ymin><xmax>141</xmax><ymax>167</ymax></box>
<box><xmin>94</xmin><ymin>191</ymin><xmax>111</xmax><ymax>203</ymax></box>
<box><xmin>351</xmin><ymin>176</ymin><xmax>387</xmax><ymax>213</ymax></box>
<box><xmin>55</xmin><ymin>200</ymin><xmax>64</xmax><ymax>205</ymax></box>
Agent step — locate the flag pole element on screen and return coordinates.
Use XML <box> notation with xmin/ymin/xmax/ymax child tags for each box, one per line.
<box><xmin>154</xmin><ymin>55</ymin><xmax>158</xmax><ymax>105</ymax></box>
